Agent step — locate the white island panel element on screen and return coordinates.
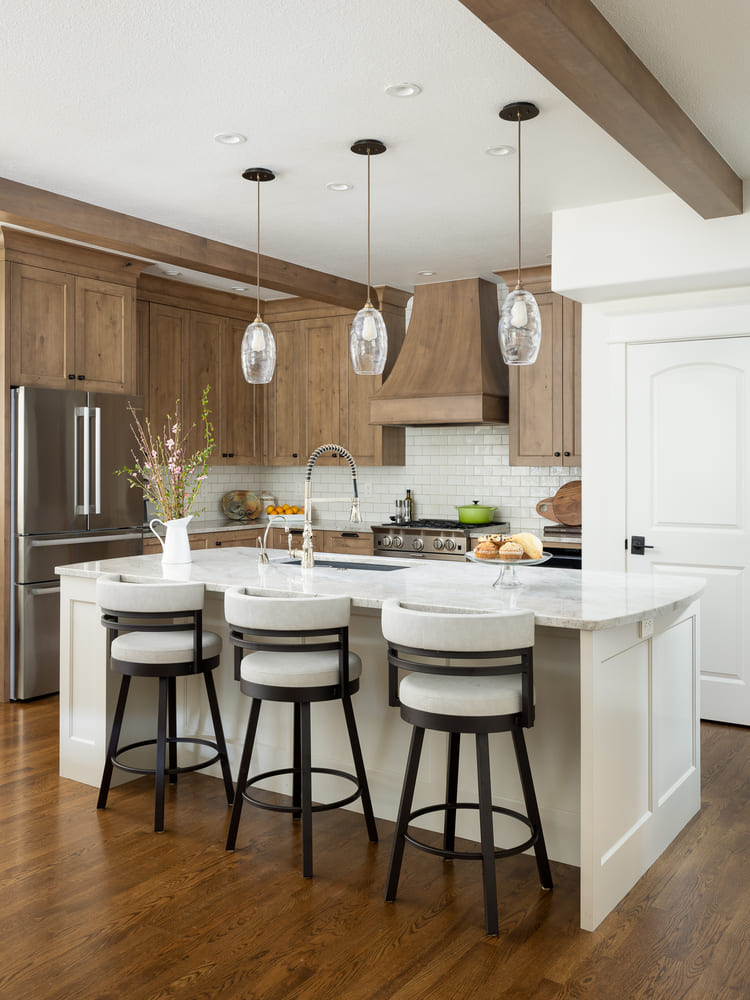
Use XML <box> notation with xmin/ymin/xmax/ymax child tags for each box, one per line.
<box><xmin>57</xmin><ymin>549</ymin><xmax>702</xmax><ymax>931</ymax></box>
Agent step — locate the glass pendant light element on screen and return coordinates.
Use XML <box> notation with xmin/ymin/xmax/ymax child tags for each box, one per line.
<box><xmin>498</xmin><ymin>102</ymin><xmax>542</xmax><ymax>366</ymax></box>
<box><xmin>349</xmin><ymin>139</ymin><xmax>388</xmax><ymax>375</ymax></box>
<box><xmin>240</xmin><ymin>167</ymin><xmax>276</xmax><ymax>384</ymax></box>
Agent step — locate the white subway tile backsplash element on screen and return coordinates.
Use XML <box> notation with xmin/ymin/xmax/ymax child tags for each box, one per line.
<box><xmin>195</xmin><ymin>425</ymin><xmax>580</xmax><ymax>535</ymax></box>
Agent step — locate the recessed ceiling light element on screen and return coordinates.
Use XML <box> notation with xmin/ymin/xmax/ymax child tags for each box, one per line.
<box><xmin>232</xmin><ymin>286</ymin><xmax>249</xmax><ymax>292</ymax></box>
<box><xmin>214</xmin><ymin>132</ymin><xmax>247</xmax><ymax>145</ymax></box>
<box><xmin>385</xmin><ymin>82</ymin><xmax>422</xmax><ymax>98</ymax></box>
<box><xmin>485</xmin><ymin>145</ymin><xmax>515</xmax><ymax>157</ymax></box>
<box><xmin>418</xmin><ymin>270</ymin><xmax>436</xmax><ymax>276</ymax></box>
<box><xmin>165</xmin><ymin>269</ymin><xmax>182</xmax><ymax>277</ymax></box>
<box><xmin>326</xmin><ymin>182</ymin><xmax>353</xmax><ymax>192</ymax></box>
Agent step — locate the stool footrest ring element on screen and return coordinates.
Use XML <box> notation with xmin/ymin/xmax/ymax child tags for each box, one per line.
<box><xmin>404</xmin><ymin>802</ymin><xmax>538</xmax><ymax>861</ymax></box>
<box><xmin>111</xmin><ymin>737</ymin><xmax>224</xmax><ymax>777</ymax></box>
<box><xmin>242</xmin><ymin>766</ymin><xmax>362</xmax><ymax>814</ymax></box>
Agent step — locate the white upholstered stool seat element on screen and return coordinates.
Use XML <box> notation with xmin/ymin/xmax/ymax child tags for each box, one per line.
<box><xmin>381</xmin><ymin>598</ymin><xmax>552</xmax><ymax>937</ymax></box>
<box><xmin>96</xmin><ymin>575</ymin><xmax>234</xmax><ymax>833</ymax></box>
<box><xmin>111</xmin><ymin>629</ymin><xmax>223</xmax><ymax>666</ymax></box>
<box><xmin>240</xmin><ymin>649</ymin><xmax>362</xmax><ymax>689</ymax></box>
<box><xmin>398</xmin><ymin>672</ymin><xmax>523</xmax><ymax>717</ymax></box>
<box><xmin>224</xmin><ymin>588</ymin><xmax>378</xmax><ymax>877</ymax></box>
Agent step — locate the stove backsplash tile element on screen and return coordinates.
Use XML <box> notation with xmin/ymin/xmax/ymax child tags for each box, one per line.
<box><xmin>194</xmin><ymin>425</ymin><xmax>581</xmax><ymax>535</ymax></box>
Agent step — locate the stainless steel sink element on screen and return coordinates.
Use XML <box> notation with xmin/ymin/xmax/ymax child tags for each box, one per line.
<box><xmin>280</xmin><ymin>559</ymin><xmax>409</xmax><ymax>572</ymax></box>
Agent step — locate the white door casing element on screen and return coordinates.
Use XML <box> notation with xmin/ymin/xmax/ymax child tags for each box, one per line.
<box><xmin>626</xmin><ymin>337</ymin><xmax>750</xmax><ymax>724</ymax></box>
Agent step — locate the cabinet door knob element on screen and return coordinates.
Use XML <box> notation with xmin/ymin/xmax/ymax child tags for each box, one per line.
<box><xmin>292</xmin><ymin>453</ymin><xmax>298</xmax><ymax>458</ymax></box>
<box><xmin>77</xmin><ymin>374</ymin><xmax>85</xmax><ymax>380</ymax></box>
<box><xmin>554</xmin><ymin>451</ymin><xmax>561</xmax><ymax>457</ymax></box>
<box><xmin>215</xmin><ymin>540</ymin><xmax>222</xmax><ymax>546</ymax></box>
<box><xmin>564</xmin><ymin>451</ymin><xmax>570</xmax><ymax>457</ymax></box>
<box><xmin>68</xmin><ymin>374</ymin><xmax>75</xmax><ymax>380</ymax></box>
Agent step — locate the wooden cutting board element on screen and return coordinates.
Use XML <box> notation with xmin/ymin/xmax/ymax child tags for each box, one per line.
<box><xmin>536</xmin><ymin>480</ymin><xmax>582</xmax><ymax>526</ymax></box>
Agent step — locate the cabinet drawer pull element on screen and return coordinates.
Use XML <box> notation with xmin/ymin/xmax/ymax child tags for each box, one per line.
<box><xmin>341</xmin><ymin>532</ymin><xmax>359</xmax><ymax>538</ymax></box>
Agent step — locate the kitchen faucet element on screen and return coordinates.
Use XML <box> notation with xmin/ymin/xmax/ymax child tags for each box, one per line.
<box><xmin>300</xmin><ymin>443</ymin><xmax>361</xmax><ymax>568</ymax></box>
<box><xmin>256</xmin><ymin>514</ymin><xmax>290</xmax><ymax>564</ymax></box>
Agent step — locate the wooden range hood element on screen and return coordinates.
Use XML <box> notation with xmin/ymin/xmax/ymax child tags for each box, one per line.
<box><xmin>370</xmin><ymin>277</ymin><xmax>509</xmax><ymax>425</ymax></box>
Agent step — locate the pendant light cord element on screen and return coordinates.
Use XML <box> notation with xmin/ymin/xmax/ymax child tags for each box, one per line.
<box><xmin>255</xmin><ymin>179</ymin><xmax>262</xmax><ymax>321</ymax></box>
<box><xmin>516</xmin><ymin>111</ymin><xmax>522</xmax><ymax>291</ymax></box>
<box><xmin>366</xmin><ymin>150</ymin><xmax>372</xmax><ymax>308</ymax></box>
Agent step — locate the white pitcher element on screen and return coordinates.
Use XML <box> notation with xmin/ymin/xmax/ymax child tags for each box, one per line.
<box><xmin>149</xmin><ymin>514</ymin><xmax>193</xmax><ymax>564</ymax></box>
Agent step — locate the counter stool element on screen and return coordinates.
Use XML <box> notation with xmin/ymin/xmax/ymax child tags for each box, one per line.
<box><xmin>96</xmin><ymin>575</ymin><xmax>234</xmax><ymax>832</ymax></box>
<box><xmin>224</xmin><ymin>588</ymin><xmax>378</xmax><ymax>877</ymax></box>
<box><xmin>381</xmin><ymin>599</ymin><xmax>552</xmax><ymax>936</ymax></box>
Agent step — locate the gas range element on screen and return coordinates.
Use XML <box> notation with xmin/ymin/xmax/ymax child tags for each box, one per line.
<box><xmin>372</xmin><ymin>518</ymin><xmax>511</xmax><ymax>560</ymax></box>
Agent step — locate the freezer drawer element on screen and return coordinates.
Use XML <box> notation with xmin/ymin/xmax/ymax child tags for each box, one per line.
<box><xmin>16</xmin><ymin>530</ymin><xmax>143</xmax><ymax>583</ymax></box>
<box><xmin>13</xmin><ymin>581</ymin><xmax>60</xmax><ymax>700</ymax></box>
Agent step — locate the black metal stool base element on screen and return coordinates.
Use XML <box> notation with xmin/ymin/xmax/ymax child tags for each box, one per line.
<box><xmin>401</xmin><ymin>801</ymin><xmax>538</xmax><ymax>861</ymax></box>
<box><xmin>109</xmin><ymin>736</ymin><xmax>228</xmax><ymax>779</ymax></box>
<box><xmin>225</xmin><ymin>696</ymin><xmax>378</xmax><ymax>878</ymax></box>
<box><xmin>385</xmin><ymin>725</ymin><xmax>553</xmax><ymax>937</ymax></box>
<box><xmin>240</xmin><ymin>765</ymin><xmax>363</xmax><ymax>814</ymax></box>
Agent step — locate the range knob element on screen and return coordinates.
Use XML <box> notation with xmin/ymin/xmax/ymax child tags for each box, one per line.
<box><xmin>392</xmin><ymin>536</ymin><xmax>404</xmax><ymax>549</ymax></box>
<box><xmin>433</xmin><ymin>538</ymin><xmax>444</xmax><ymax>550</ymax></box>
<box><xmin>381</xmin><ymin>535</ymin><xmax>392</xmax><ymax>548</ymax></box>
<box><xmin>412</xmin><ymin>538</ymin><xmax>424</xmax><ymax>551</ymax></box>
<box><xmin>444</xmin><ymin>538</ymin><xmax>456</xmax><ymax>551</ymax></box>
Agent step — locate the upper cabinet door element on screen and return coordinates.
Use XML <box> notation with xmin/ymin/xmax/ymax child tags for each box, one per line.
<box><xmin>183</xmin><ymin>311</ymin><xmax>222</xmax><ymax>457</ymax></box>
<box><xmin>219</xmin><ymin>319</ymin><xmax>264</xmax><ymax>465</ymax></box>
<box><xmin>74</xmin><ymin>277</ymin><xmax>136</xmax><ymax>393</ymax></box>
<box><xmin>508</xmin><ymin>288</ymin><xmax>581</xmax><ymax>467</ymax></box>
<box><xmin>265</xmin><ymin>322</ymin><xmax>307</xmax><ymax>465</ymax></box>
<box><xmin>304</xmin><ymin>317</ymin><xmax>347</xmax><ymax>464</ymax></box>
<box><xmin>509</xmin><ymin>291</ymin><xmax>563</xmax><ymax>465</ymax></box>
<box><xmin>10</xmin><ymin>264</ymin><xmax>75</xmax><ymax>388</ymax></box>
<box><xmin>146</xmin><ymin>302</ymin><xmax>187</xmax><ymax>431</ymax></box>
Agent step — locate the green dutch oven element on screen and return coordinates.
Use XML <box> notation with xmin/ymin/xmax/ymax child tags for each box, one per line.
<box><xmin>455</xmin><ymin>501</ymin><xmax>496</xmax><ymax>523</ymax></box>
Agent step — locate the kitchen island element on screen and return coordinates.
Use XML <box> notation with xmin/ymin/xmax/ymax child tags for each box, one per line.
<box><xmin>57</xmin><ymin>549</ymin><xmax>702</xmax><ymax>931</ymax></box>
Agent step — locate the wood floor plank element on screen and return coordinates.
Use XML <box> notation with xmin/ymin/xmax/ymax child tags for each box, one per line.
<box><xmin>1</xmin><ymin>699</ymin><xmax>749</xmax><ymax>1000</ymax></box>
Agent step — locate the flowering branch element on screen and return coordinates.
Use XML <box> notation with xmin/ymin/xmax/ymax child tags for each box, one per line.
<box><xmin>117</xmin><ymin>386</ymin><xmax>214</xmax><ymax>520</ymax></box>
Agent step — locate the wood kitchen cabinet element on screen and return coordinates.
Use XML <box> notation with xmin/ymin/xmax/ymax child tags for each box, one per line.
<box><xmin>499</xmin><ymin>266</ymin><xmax>581</xmax><ymax>467</ymax></box>
<box><xmin>4</xmin><ymin>229</ymin><xmax>142</xmax><ymax>393</ymax></box>
<box><xmin>263</xmin><ymin>289</ymin><xmax>408</xmax><ymax>466</ymax></box>
<box><xmin>142</xmin><ymin>526</ymin><xmax>262</xmax><ymax>554</ymax></box>
<box><xmin>138</xmin><ymin>276</ymin><xmax>263</xmax><ymax>465</ymax></box>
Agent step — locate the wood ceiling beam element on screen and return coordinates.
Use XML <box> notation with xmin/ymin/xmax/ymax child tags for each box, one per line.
<box><xmin>459</xmin><ymin>0</ymin><xmax>743</xmax><ymax>219</ymax></box>
<box><xmin>0</xmin><ymin>176</ymin><xmax>369</xmax><ymax>309</ymax></box>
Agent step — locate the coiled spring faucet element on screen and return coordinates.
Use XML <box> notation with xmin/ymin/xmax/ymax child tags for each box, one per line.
<box><xmin>300</xmin><ymin>444</ymin><xmax>360</xmax><ymax>568</ymax></box>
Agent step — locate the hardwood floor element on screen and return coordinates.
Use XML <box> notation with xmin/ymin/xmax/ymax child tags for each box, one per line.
<box><xmin>1</xmin><ymin>698</ymin><xmax>747</xmax><ymax>999</ymax></box>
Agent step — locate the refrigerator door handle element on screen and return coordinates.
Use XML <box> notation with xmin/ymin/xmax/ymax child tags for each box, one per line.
<box><xmin>28</xmin><ymin>532</ymin><xmax>144</xmax><ymax>547</ymax></box>
<box><xmin>30</xmin><ymin>586</ymin><xmax>61</xmax><ymax>597</ymax></box>
<box><xmin>92</xmin><ymin>406</ymin><xmax>102</xmax><ymax>514</ymax></box>
<box><xmin>74</xmin><ymin>406</ymin><xmax>89</xmax><ymax>515</ymax></box>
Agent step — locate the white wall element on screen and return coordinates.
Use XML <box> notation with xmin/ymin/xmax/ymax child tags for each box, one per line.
<box><xmin>194</xmin><ymin>424</ymin><xmax>580</xmax><ymax>535</ymax></box>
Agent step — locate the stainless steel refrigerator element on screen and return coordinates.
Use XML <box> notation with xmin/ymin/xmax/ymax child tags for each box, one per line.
<box><xmin>11</xmin><ymin>386</ymin><xmax>145</xmax><ymax>699</ymax></box>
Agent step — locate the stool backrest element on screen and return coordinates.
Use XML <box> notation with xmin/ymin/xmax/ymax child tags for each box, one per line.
<box><xmin>381</xmin><ymin>600</ymin><xmax>534</xmax><ymax>653</ymax></box>
<box><xmin>225</xmin><ymin>589</ymin><xmax>350</xmax><ymax>632</ymax></box>
<box><xmin>381</xmin><ymin>600</ymin><xmax>536</xmax><ymax>727</ymax></box>
<box><xmin>96</xmin><ymin>575</ymin><xmax>205</xmax><ymax>614</ymax></box>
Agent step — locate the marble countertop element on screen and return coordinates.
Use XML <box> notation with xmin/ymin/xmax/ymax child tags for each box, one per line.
<box><xmin>56</xmin><ymin>548</ymin><xmax>703</xmax><ymax>632</ymax></box>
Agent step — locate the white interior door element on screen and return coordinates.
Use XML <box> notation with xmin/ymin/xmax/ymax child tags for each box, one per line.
<box><xmin>626</xmin><ymin>337</ymin><xmax>750</xmax><ymax>724</ymax></box>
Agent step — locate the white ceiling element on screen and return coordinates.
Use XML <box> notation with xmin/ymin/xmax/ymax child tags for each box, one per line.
<box><xmin>1</xmin><ymin>0</ymin><xmax>746</xmax><ymax>299</ymax></box>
